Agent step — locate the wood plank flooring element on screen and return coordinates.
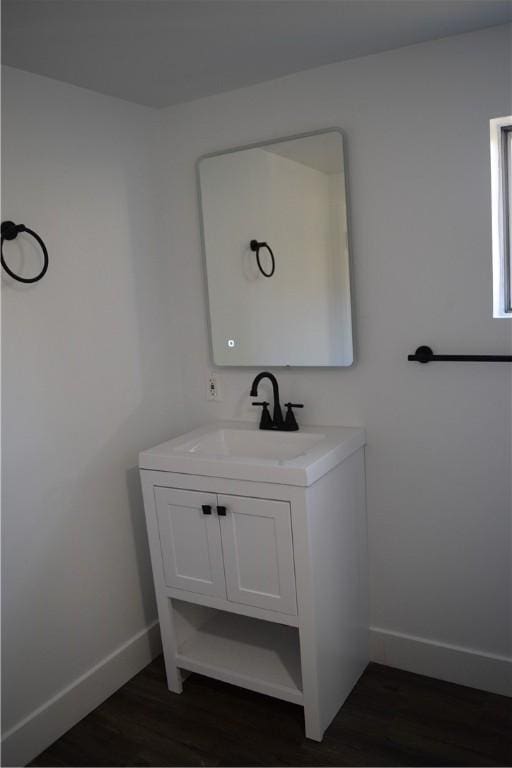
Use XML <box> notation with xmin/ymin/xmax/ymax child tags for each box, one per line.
<box><xmin>30</xmin><ymin>657</ymin><xmax>511</xmax><ymax>767</ymax></box>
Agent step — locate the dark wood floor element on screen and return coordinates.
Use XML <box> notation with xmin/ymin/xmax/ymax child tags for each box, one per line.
<box><xmin>29</xmin><ymin>657</ymin><xmax>511</xmax><ymax>767</ymax></box>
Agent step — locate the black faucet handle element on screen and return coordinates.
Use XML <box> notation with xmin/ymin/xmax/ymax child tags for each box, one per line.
<box><xmin>252</xmin><ymin>401</ymin><xmax>273</xmax><ymax>430</ymax></box>
<box><xmin>284</xmin><ymin>402</ymin><xmax>304</xmax><ymax>431</ymax></box>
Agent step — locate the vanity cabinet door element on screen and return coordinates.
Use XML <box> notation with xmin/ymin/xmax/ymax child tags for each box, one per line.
<box><xmin>218</xmin><ymin>495</ymin><xmax>297</xmax><ymax>615</ymax></box>
<box><xmin>154</xmin><ymin>487</ymin><xmax>226</xmax><ymax>598</ymax></box>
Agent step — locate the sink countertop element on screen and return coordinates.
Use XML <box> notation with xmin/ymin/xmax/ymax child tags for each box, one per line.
<box><xmin>139</xmin><ymin>421</ymin><xmax>365</xmax><ymax>487</ymax></box>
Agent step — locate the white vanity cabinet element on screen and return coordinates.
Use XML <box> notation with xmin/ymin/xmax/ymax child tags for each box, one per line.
<box><xmin>140</xmin><ymin>422</ymin><xmax>368</xmax><ymax>741</ymax></box>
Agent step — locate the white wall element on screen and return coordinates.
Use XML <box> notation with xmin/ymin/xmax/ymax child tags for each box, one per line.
<box><xmin>157</xmin><ymin>25</ymin><xmax>512</xmax><ymax>678</ymax></box>
<box><xmin>1</xmin><ymin>67</ymin><xmax>187</xmax><ymax>761</ymax></box>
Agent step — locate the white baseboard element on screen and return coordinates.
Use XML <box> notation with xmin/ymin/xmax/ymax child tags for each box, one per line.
<box><xmin>3</xmin><ymin>622</ymin><xmax>508</xmax><ymax>767</ymax></box>
<box><xmin>1</xmin><ymin>621</ymin><xmax>162</xmax><ymax>767</ymax></box>
<box><xmin>370</xmin><ymin>626</ymin><xmax>511</xmax><ymax>697</ymax></box>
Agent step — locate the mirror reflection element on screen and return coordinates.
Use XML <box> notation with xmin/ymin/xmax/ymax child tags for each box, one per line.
<box><xmin>198</xmin><ymin>130</ymin><xmax>353</xmax><ymax>366</ymax></box>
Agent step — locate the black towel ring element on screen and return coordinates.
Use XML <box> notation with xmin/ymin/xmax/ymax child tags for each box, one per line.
<box><xmin>1</xmin><ymin>220</ymin><xmax>49</xmax><ymax>283</ymax></box>
<box><xmin>250</xmin><ymin>239</ymin><xmax>275</xmax><ymax>278</ymax></box>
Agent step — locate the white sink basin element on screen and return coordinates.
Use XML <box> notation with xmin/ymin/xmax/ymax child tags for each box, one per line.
<box><xmin>173</xmin><ymin>428</ymin><xmax>325</xmax><ymax>461</ymax></box>
<box><xmin>140</xmin><ymin>421</ymin><xmax>365</xmax><ymax>487</ymax></box>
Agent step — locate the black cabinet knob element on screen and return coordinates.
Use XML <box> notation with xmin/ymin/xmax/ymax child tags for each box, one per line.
<box><xmin>202</xmin><ymin>505</ymin><xmax>212</xmax><ymax>515</ymax></box>
<box><xmin>216</xmin><ymin>506</ymin><xmax>227</xmax><ymax>516</ymax></box>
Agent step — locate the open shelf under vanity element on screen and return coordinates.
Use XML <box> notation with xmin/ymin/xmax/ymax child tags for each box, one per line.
<box><xmin>172</xmin><ymin>599</ymin><xmax>303</xmax><ymax>705</ymax></box>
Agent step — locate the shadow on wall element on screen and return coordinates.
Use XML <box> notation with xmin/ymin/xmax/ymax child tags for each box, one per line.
<box><xmin>126</xmin><ymin>465</ymin><xmax>157</xmax><ymax>628</ymax></box>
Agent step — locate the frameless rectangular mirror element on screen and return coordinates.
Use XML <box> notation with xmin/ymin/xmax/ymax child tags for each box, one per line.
<box><xmin>198</xmin><ymin>129</ymin><xmax>353</xmax><ymax>366</ymax></box>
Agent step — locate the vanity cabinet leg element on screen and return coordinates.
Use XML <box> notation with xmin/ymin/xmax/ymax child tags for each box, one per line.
<box><xmin>157</xmin><ymin>596</ymin><xmax>183</xmax><ymax>694</ymax></box>
<box><xmin>303</xmin><ymin>703</ymin><xmax>324</xmax><ymax>742</ymax></box>
<box><xmin>163</xmin><ymin>656</ymin><xmax>183</xmax><ymax>694</ymax></box>
<box><xmin>140</xmin><ymin>473</ymin><xmax>183</xmax><ymax>694</ymax></box>
<box><xmin>301</xmin><ymin>663</ymin><xmax>323</xmax><ymax>741</ymax></box>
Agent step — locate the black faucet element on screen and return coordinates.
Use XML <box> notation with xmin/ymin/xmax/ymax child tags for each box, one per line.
<box><xmin>250</xmin><ymin>371</ymin><xmax>284</xmax><ymax>429</ymax></box>
<box><xmin>250</xmin><ymin>371</ymin><xmax>303</xmax><ymax>431</ymax></box>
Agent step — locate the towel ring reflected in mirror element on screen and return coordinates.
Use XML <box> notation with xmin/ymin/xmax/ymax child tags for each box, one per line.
<box><xmin>250</xmin><ymin>239</ymin><xmax>275</xmax><ymax>278</ymax></box>
<box><xmin>1</xmin><ymin>220</ymin><xmax>49</xmax><ymax>284</ymax></box>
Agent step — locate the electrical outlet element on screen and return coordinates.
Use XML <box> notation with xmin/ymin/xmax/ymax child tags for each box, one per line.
<box><xmin>206</xmin><ymin>372</ymin><xmax>223</xmax><ymax>401</ymax></box>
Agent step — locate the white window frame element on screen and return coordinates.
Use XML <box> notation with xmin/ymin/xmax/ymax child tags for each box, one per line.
<box><xmin>490</xmin><ymin>115</ymin><xmax>512</xmax><ymax>317</ymax></box>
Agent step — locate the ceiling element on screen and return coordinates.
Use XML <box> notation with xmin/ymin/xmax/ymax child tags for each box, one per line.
<box><xmin>2</xmin><ymin>1</ymin><xmax>512</xmax><ymax>109</ymax></box>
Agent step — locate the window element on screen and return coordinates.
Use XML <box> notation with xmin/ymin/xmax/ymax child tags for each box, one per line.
<box><xmin>490</xmin><ymin>116</ymin><xmax>512</xmax><ymax>317</ymax></box>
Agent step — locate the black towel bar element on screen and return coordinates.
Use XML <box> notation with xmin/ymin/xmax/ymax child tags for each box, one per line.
<box><xmin>408</xmin><ymin>345</ymin><xmax>512</xmax><ymax>363</ymax></box>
